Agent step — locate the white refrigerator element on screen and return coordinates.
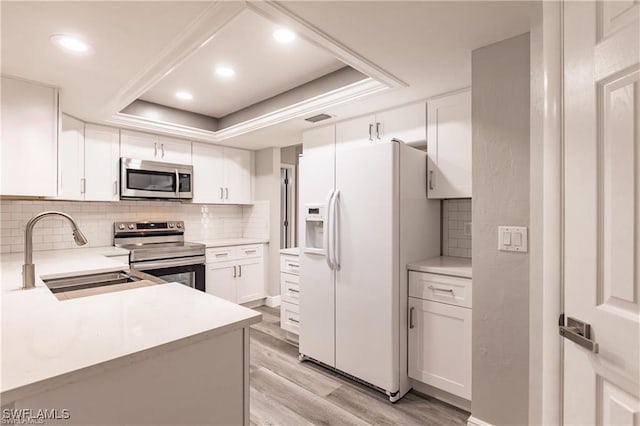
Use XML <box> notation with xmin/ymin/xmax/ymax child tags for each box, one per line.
<box><xmin>298</xmin><ymin>138</ymin><xmax>440</xmax><ymax>401</ymax></box>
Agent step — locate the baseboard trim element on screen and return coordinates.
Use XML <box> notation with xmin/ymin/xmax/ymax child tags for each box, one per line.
<box><xmin>265</xmin><ymin>295</ymin><xmax>281</xmax><ymax>308</ymax></box>
<box><xmin>467</xmin><ymin>416</ymin><xmax>493</xmax><ymax>426</ymax></box>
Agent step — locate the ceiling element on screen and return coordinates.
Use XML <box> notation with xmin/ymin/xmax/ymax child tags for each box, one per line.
<box><xmin>1</xmin><ymin>1</ymin><xmax>534</xmax><ymax>150</ymax></box>
<box><xmin>139</xmin><ymin>8</ymin><xmax>345</xmax><ymax>118</ymax></box>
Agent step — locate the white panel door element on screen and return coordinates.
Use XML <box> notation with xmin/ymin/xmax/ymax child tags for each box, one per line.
<box><xmin>427</xmin><ymin>90</ymin><xmax>472</xmax><ymax>199</ymax></box>
<box><xmin>335</xmin><ymin>142</ymin><xmax>398</xmax><ymax>393</ymax></box>
<box><xmin>192</xmin><ymin>143</ymin><xmax>225</xmax><ymax>203</ymax></box>
<box><xmin>206</xmin><ymin>262</ymin><xmax>236</xmax><ymax>303</ymax></box>
<box><xmin>1</xmin><ymin>76</ymin><xmax>58</xmax><ymax>197</ymax></box>
<box><xmin>120</xmin><ymin>129</ymin><xmax>158</xmax><ymax>161</ymax></box>
<box><xmin>84</xmin><ymin>124</ymin><xmax>120</xmax><ymax>202</ymax></box>
<box><xmin>298</xmin><ymin>149</ymin><xmax>336</xmax><ymax>367</ymax></box>
<box><xmin>336</xmin><ymin>114</ymin><xmax>376</xmax><ymax>151</ymax></box>
<box><xmin>236</xmin><ymin>259</ymin><xmax>264</xmax><ymax>304</ymax></box>
<box><xmin>58</xmin><ymin>114</ymin><xmax>85</xmax><ymax>200</ymax></box>
<box><xmin>224</xmin><ymin>147</ymin><xmax>252</xmax><ymax>204</ymax></box>
<box><xmin>375</xmin><ymin>102</ymin><xmax>426</xmax><ymax>145</ymax></box>
<box><xmin>157</xmin><ymin>136</ymin><xmax>192</xmax><ymax>165</ymax></box>
<box><xmin>408</xmin><ymin>297</ymin><xmax>472</xmax><ymax>400</ymax></box>
<box><xmin>563</xmin><ymin>2</ymin><xmax>639</xmax><ymax>425</ymax></box>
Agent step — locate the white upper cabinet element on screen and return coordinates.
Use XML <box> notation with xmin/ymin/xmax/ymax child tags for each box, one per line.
<box><xmin>58</xmin><ymin>115</ymin><xmax>85</xmax><ymax>200</ymax></box>
<box><xmin>192</xmin><ymin>143</ymin><xmax>225</xmax><ymax>203</ymax></box>
<box><xmin>192</xmin><ymin>143</ymin><xmax>252</xmax><ymax>204</ymax></box>
<box><xmin>84</xmin><ymin>124</ymin><xmax>120</xmax><ymax>201</ymax></box>
<box><xmin>58</xmin><ymin>119</ymin><xmax>120</xmax><ymax>202</ymax></box>
<box><xmin>375</xmin><ymin>102</ymin><xmax>426</xmax><ymax>145</ymax></box>
<box><xmin>158</xmin><ymin>135</ymin><xmax>192</xmax><ymax>165</ymax></box>
<box><xmin>302</xmin><ymin>125</ymin><xmax>335</xmax><ymax>157</ymax></box>
<box><xmin>1</xmin><ymin>76</ymin><xmax>58</xmax><ymax>197</ymax></box>
<box><xmin>427</xmin><ymin>89</ymin><xmax>472</xmax><ymax>199</ymax></box>
<box><xmin>120</xmin><ymin>130</ymin><xmax>192</xmax><ymax>164</ymax></box>
<box><xmin>336</xmin><ymin>114</ymin><xmax>376</xmax><ymax>151</ymax></box>
<box><xmin>224</xmin><ymin>147</ymin><xmax>252</xmax><ymax>204</ymax></box>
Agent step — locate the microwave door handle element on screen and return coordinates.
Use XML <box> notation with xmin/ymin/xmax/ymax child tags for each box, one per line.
<box><xmin>175</xmin><ymin>170</ymin><xmax>179</xmax><ymax>197</ymax></box>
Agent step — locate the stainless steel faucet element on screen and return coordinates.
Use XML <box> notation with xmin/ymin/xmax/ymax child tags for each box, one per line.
<box><xmin>22</xmin><ymin>211</ymin><xmax>88</xmax><ymax>289</ymax></box>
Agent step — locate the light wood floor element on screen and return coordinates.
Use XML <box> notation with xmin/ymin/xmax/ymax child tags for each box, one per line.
<box><xmin>249</xmin><ymin>306</ymin><xmax>470</xmax><ymax>426</ymax></box>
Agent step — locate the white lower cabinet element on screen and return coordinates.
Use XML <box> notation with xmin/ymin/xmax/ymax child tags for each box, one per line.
<box><xmin>205</xmin><ymin>244</ymin><xmax>265</xmax><ymax>304</ymax></box>
<box><xmin>408</xmin><ymin>271</ymin><xmax>472</xmax><ymax>400</ymax></box>
<box><xmin>279</xmin><ymin>253</ymin><xmax>300</xmax><ymax>335</ymax></box>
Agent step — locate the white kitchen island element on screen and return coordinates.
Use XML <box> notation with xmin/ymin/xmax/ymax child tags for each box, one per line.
<box><xmin>0</xmin><ymin>247</ymin><xmax>261</xmax><ymax>425</ymax></box>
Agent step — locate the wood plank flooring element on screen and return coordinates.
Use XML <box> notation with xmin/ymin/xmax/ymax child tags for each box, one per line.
<box><xmin>249</xmin><ymin>306</ymin><xmax>470</xmax><ymax>426</ymax></box>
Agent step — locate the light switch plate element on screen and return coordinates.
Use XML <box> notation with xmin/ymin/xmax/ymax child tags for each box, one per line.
<box><xmin>498</xmin><ymin>226</ymin><xmax>528</xmax><ymax>252</ymax></box>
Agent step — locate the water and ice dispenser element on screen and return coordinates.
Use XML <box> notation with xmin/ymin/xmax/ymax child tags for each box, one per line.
<box><xmin>303</xmin><ymin>204</ymin><xmax>325</xmax><ymax>255</ymax></box>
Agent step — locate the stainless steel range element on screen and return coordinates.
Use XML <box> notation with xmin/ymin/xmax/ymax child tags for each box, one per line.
<box><xmin>114</xmin><ymin>221</ymin><xmax>205</xmax><ymax>291</ymax></box>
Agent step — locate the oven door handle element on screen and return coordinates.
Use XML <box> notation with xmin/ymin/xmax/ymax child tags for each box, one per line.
<box><xmin>130</xmin><ymin>256</ymin><xmax>206</xmax><ymax>271</ymax></box>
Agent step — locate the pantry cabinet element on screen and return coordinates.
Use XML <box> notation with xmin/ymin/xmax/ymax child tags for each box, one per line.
<box><xmin>120</xmin><ymin>130</ymin><xmax>192</xmax><ymax>164</ymax></box>
<box><xmin>427</xmin><ymin>89</ymin><xmax>472</xmax><ymax>199</ymax></box>
<box><xmin>408</xmin><ymin>270</ymin><xmax>472</xmax><ymax>400</ymax></box>
<box><xmin>1</xmin><ymin>76</ymin><xmax>58</xmax><ymax>197</ymax></box>
<box><xmin>192</xmin><ymin>143</ymin><xmax>252</xmax><ymax>204</ymax></box>
<box><xmin>205</xmin><ymin>244</ymin><xmax>265</xmax><ymax>304</ymax></box>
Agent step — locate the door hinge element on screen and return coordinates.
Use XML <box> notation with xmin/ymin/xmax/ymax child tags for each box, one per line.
<box><xmin>283</xmin><ymin>220</ymin><xmax>289</xmax><ymax>227</ymax></box>
<box><xmin>284</xmin><ymin>178</ymin><xmax>289</xmax><ymax>185</ymax></box>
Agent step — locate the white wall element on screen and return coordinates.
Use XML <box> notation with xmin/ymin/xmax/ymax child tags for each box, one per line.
<box><xmin>471</xmin><ymin>32</ymin><xmax>530</xmax><ymax>426</ymax></box>
<box><xmin>253</xmin><ymin>148</ymin><xmax>281</xmax><ymax>297</ymax></box>
<box><xmin>0</xmin><ymin>200</ymin><xmax>268</xmax><ymax>253</ymax></box>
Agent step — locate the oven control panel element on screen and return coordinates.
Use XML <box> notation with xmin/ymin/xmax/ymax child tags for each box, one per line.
<box><xmin>114</xmin><ymin>221</ymin><xmax>184</xmax><ymax>234</ymax></box>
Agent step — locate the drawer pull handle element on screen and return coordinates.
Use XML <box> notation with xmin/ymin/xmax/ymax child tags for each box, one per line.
<box><xmin>245</xmin><ymin>250</ymin><xmax>257</xmax><ymax>254</ymax></box>
<box><xmin>409</xmin><ymin>307</ymin><xmax>415</xmax><ymax>329</ymax></box>
<box><xmin>288</xmin><ymin>288</ymin><xmax>300</xmax><ymax>293</ymax></box>
<box><xmin>215</xmin><ymin>253</ymin><xmax>228</xmax><ymax>257</ymax></box>
<box><xmin>288</xmin><ymin>263</ymin><xmax>299</xmax><ymax>268</ymax></box>
<box><xmin>428</xmin><ymin>285</ymin><xmax>454</xmax><ymax>294</ymax></box>
<box><xmin>288</xmin><ymin>317</ymin><xmax>300</xmax><ymax>324</ymax></box>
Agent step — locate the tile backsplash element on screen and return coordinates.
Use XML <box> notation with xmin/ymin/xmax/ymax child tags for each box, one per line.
<box><xmin>442</xmin><ymin>198</ymin><xmax>472</xmax><ymax>258</ymax></box>
<box><xmin>0</xmin><ymin>200</ymin><xmax>269</xmax><ymax>254</ymax></box>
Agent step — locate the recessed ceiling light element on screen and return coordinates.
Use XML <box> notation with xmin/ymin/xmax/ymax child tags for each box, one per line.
<box><xmin>215</xmin><ymin>66</ymin><xmax>235</xmax><ymax>77</ymax></box>
<box><xmin>273</xmin><ymin>28</ymin><xmax>296</xmax><ymax>43</ymax></box>
<box><xmin>175</xmin><ymin>91</ymin><xmax>193</xmax><ymax>101</ymax></box>
<box><xmin>50</xmin><ymin>34</ymin><xmax>92</xmax><ymax>54</ymax></box>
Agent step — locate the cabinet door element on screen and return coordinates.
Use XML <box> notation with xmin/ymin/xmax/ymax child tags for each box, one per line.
<box><xmin>375</xmin><ymin>102</ymin><xmax>426</xmax><ymax>145</ymax></box>
<box><xmin>120</xmin><ymin>129</ymin><xmax>158</xmax><ymax>161</ymax></box>
<box><xmin>224</xmin><ymin>147</ymin><xmax>252</xmax><ymax>204</ymax></box>
<box><xmin>408</xmin><ymin>297</ymin><xmax>472</xmax><ymax>400</ymax></box>
<box><xmin>336</xmin><ymin>114</ymin><xmax>376</xmax><ymax>152</ymax></box>
<box><xmin>302</xmin><ymin>125</ymin><xmax>335</xmax><ymax>156</ymax></box>
<box><xmin>192</xmin><ymin>143</ymin><xmax>225</xmax><ymax>203</ymax></box>
<box><xmin>84</xmin><ymin>124</ymin><xmax>120</xmax><ymax>201</ymax></box>
<box><xmin>206</xmin><ymin>262</ymin><xmax>237</xmax><ymax>303</ymax></box>
<box><xmin>236</xmin><ymin>259</ymin><xmax>264</xmax><ymax>304</ymax></box>
<box><xmin>157</xmin><ymin>136</ymin><xmax>192</xmax><ymax>165</ymax></box>
<box><xmin>1</xmin><ymin>76</ymin><xmax>58</xmax><ymax>197</ymax></box>
<box><xmin>427</xmin><ymin>90</ymin><xmax>472</xmax><ymax>199</ymax></box>
<box><xmin>58</xmin><ymin>114</ymin><xmax>85</xmax><ymax>200</ymax></box>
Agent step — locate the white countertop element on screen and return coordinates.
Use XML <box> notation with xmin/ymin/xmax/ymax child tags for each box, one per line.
<box><xmin>0</xmin><ymin>246</ymin><xmax>261</xmax><ymax>403</ymax></box>
<box><xmin>193</xmin><ymin>238</ymin><xmax>269</xmax><ymax>248</ymax></box>
<box><xmin>407</xmin><ymin>256</ymin><xmax>472</xmax><ymax>278</ymax></box>
<box><xmin>279</xmin><ymin>247</ymin><xmax>299</xmax><ymax>256</ymax></box>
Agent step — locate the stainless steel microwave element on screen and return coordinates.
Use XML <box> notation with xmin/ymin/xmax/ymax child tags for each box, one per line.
<box><xmin>120</xmin><ymin>158</ymin><xmax>193</xmax><ymax>200</ymax></box>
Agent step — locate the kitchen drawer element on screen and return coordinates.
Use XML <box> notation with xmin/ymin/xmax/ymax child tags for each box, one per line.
<box><xmin>280</xmin><ymin>273</ymin><xmax>300</xmax><ymax>305</ymax></box>
<box><xmin>280</xmin><ymin>255</ymin><xmax>300</xmax><ymax>275</ymax></box>
<box><xmin>206</xmin><ymin>246</ymin><xmax>236</xmax><ymax>263</ymax></box>
<box><xmin>280</xmin><ymin>301</ymin><xmax>300</xmax><ymax>335</ymax></box>
<box><xmin>237</xmin><ymin>244</ymin><xmax>262</xmax><ymax>259</ymax></box>
<box><xmin>409</xmin><ymin>271</ymin><xmax>472</xmax><ymax>308</ymax></box>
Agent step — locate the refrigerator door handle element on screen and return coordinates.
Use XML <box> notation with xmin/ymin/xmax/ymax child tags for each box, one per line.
<box><xmin>332</xmin><ymin>190</ymin><xmax>341</xmax><ymax>270</ymax></box>
<box><xmin>324</xmin><ymin>190</ymin><xmax>335</xmax><ymax>269</ymax></box>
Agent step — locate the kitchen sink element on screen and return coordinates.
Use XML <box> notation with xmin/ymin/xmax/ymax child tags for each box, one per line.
<box><xmin>43</xmin><ymin>270</ymin><xmax>165</xmax><ymax>300</ymax></box>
